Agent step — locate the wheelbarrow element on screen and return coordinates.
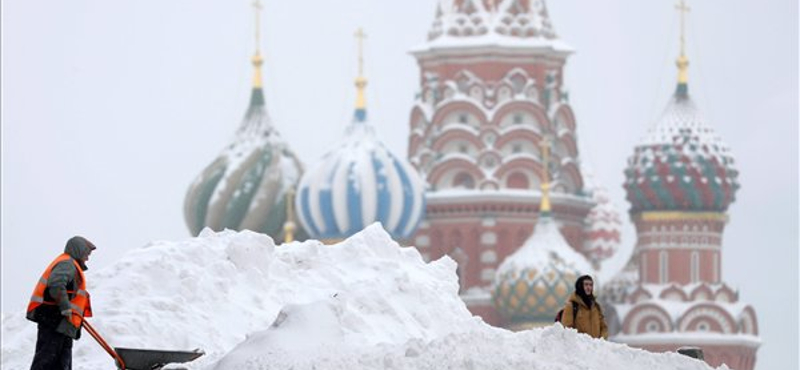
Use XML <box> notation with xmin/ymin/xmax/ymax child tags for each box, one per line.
<box><xmin>83</xmin><ymin>320</ymin><xmax>204</xmax><ymax>370</ymax></box>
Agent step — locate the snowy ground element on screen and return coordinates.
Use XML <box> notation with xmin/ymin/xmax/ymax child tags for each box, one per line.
<box><xmin>1</xmin><ymin>224</ymin><xmax>725</xmax><ymax>369</ymax></box>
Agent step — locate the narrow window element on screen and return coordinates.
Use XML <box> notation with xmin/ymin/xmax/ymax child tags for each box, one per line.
<box><xmin>691</xmin><ymin>251</ymin><xmax>699</xmax><ymax>283</ymax></box>
<box><xmin>641</xmin><ymin>254</ymin><xmax>648</xmax><ymax>283</ymax></box>
<box><xmin>713</xmin><ymin>253</ymin><xmax>719</xmax><ymax>283</ymax></box>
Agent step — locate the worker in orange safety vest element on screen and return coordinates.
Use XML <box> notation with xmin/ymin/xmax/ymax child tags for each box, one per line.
<box><xmin>27</xmin><ymin>236</ymin><xmax>96</xmax><ymax>370</ymax></box>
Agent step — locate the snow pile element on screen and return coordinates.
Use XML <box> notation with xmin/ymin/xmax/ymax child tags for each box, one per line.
<box><xmin>2</xmin><ymin>223</ymin><xmax>725</xmax><ymax>370</ymax></box>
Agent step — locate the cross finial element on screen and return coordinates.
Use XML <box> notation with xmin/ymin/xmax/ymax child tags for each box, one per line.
<box><xmin>539</xmin><ymin>135</ymin><xmax>553</xmax><ymax>214</ymax></box>
<box><xmin>354</xmin><ymin>27</ymin><xmax>367</xmax><ymax>77</ymax></box>
<box><xmin>675</xmin><ymin>0</ymin><xmax>691</xmax><ymax>57</ymax></box>
<box><xmin>252</xmin><ymin>0</ymin><xmax>263</xmax><ymax>53</ymax></box>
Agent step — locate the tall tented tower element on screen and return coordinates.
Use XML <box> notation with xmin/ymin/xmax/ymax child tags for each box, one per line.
<box><xmin>296</xmin><ymin>29</ymin><xmax>426</xmax><ymax>243</ymax></box>
<box><xmin>407</xmin><ymin>0</ymin><xmax>600</xmax><ymax>326</ymax></box>
<box><xmin>608</xmin><ymin>2</ymin><xmax>760</xmax><ymax>368</ymax></box>
<box><xmin>184</xmin><ymin>1</ymin><xmax>306</xmax><ymax>243</ymax></box>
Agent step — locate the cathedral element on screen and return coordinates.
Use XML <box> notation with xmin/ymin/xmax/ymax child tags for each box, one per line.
<box><xmin>182</xmin><ymin>1</ymin><xmax>760</xmax><ymax>369</ymax></box>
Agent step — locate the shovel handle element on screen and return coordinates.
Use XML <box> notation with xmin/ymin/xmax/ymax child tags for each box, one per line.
<box><xmin>82</xmin><ymin>320</ymin><xmax>126</xmax><ymax>370</ymax></box>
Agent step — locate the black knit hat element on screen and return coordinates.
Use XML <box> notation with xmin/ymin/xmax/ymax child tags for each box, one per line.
<box><xmin>575</xmin><ymin>275</ymin><xmax>594</xmax><ymax>307</ymax></box>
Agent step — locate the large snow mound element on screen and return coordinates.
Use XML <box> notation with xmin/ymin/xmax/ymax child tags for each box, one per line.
<box><xmin>2</xmin><ymin>223</ymin><xmax>724</xmax><ymax>370</ymax></box>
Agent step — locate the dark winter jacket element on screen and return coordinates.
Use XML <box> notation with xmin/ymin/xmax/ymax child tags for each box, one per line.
<box><xmin>26</xmin><ymin>236</ymin><xmax>95</xmax><ymax>339</ymax></box>
<box><xmin>561</xmin><ymin>292</ymin><xmax>608</xmax><ymax>339</ymax></box>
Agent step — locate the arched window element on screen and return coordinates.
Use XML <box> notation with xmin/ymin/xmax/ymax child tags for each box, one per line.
<box><xmin>507</xmin><ymin>172</ymin><xmax>529</xmax><ymax>189</ymax></box>
<box><xmin>453</xmin><ymin>172</ymin><xmax>475</xmax><ymax>189</ymax></box>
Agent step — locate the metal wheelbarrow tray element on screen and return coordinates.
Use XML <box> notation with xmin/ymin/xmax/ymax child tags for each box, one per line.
<box><xmin>113</xmin><ymin>347</ymin><xmax>204</xmax><ymax>370</ymax></box>
<box><xmin>83</xmin><ymin>320</ymin><xmax>204</xmax><ymax>370</ymax></box>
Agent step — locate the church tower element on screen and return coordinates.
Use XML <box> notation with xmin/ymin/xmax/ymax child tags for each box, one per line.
<box><xmin>610</xmin><ymin>2</ymin><xmax>760</xmax><ymax>368</ymax></box>
<box><xmin>407</xmin><ymin>0</ymin><xmax>597</xmax><ymax>325</ymax></box>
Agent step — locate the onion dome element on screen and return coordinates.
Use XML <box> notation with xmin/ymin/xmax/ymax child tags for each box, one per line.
<box><xmin>581</xmin><ymin>170</ymin><xmax>622</xmax><ymax>269</ymax></box>
<box><xmin>599</xmin><ymin>258</ymin><xmax>638</xmax><ymax>306</ymax></box>
<box><xmin>184</xmin><ymin>5</ymin><xmax>306</xmax><ymax>242</ymax></box>
<box><xmin>295</xmin><ymin>29</ymin><xmax>426</xmax><ymax>242</ymax></box>
<box><xmin>623</xmin><ymin>46</ymin><xmax>739</xmax><ymax>213</ymax></box>
<box><xmin>493</xmin><ymin>139</ymin><xmax>593</xmax><ymax>328</ymax></box>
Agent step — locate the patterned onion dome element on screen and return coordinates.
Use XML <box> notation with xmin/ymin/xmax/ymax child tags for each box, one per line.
<box><xmin>295</xmin><ymin>72</ymin><xmax>426</xmax><ymax>241</ymax></box>
<box><xmin>184</xmin><ymin>53</ymin><xmax>306</xmax><ymax>241</ymax></box>
<box><xmin>599</xmin><ymin>257</ymin><xmax>638</xmax><ymax>306</ymax></box>
<box><xmin>623</xmin><ymin>79</ymin><xmax>739</xmax><ymax>213</ymax></box>
<box><xmin>493</xmin><ymin>214</ymin><xmax>594</xmax><ymax>326</ymax></box>
<box><xmin>582</xmin><ymin>171</ymin><xmax>622</xmax><ymax>268</ymax></box>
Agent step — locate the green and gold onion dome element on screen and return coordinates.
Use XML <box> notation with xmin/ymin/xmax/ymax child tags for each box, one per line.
<box><xmin>493</xmin><ymin>147</ymin><xmax>593</xmax><ymax>329</ymax></box>
<box><xmin>183</xmin><ymin>52</ymin><xmax>307</xmax><ymax>242</ymax></box>
<box><xmin>492</xmin><ymin>214</ymin><xmax>594</xmax><ymax>329</ymax></box>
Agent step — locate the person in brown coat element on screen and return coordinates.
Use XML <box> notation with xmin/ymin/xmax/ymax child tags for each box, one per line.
<box><xmin>561</xmin><ymin>274</ymin><xmax>608</xmax><ymax>339</ymax></box>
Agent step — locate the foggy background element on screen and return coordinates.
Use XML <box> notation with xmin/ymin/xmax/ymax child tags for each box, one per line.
<box><xmin>2</xmin><ymin>1</ymin><xmax>797</xmax><ymax>369</ymax></box>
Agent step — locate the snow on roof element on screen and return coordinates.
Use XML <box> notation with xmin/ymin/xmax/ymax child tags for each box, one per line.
<box><xmin>614</xmin><ymin>332</ymin><xmax>761</xmax><ymax>349</ymax></box>
<box><xmin>2</xmin><ymin>224</ymin><xmax>727</xmax><ymax>369</ymax></box>
<box><xmin>618</xmin><ymin>283</ymin><xmax>753</xmax><ymax>319</ymax></box>
<box><xmin>427</xmin><ymin>188</ymin><xmax>591</xmax><ymax>209</ymax></box>
<box><xmin>496</xmin><ymin>215</ymin><xmax>594</xmax><ymax>279</ymax></box>
<box><xmin>412</xmin><ymin>0</ymin><xmax>574</xmax><ymax>56</ymax></box>
<box><xmin>410</xmin><ymin>33</ymin><xmax>574</xmax><ymax>57</ymax></box>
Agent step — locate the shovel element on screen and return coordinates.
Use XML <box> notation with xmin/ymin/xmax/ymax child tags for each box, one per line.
<box><xmin>83</xmin><ymin>320</ymin><xmax>204</xmax><ymax>370</ymax></box>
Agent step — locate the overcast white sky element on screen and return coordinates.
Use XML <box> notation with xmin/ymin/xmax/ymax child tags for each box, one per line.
<box><xmin>2</xmin><ymin>1</ymin><xmax>797</xmax><ymax>369</ymax></box>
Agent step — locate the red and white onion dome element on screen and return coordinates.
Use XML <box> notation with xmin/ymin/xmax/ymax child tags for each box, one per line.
<box><xmin>623</xmin><ymin>77</ymin><xmax>739</xmax><ymax>213</ymax></box>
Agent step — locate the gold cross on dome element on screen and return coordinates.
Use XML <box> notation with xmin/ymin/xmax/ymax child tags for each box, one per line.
<box><xmin>675</xmin><ymin>0</ymin><xmax>691</xmax><ymax>56</ymax></box>
<box><xmin>252</xmin><ymin>0</ymin><xmax>263</xmax><ymax>51</ymax></box>
<box><xmin>354</xmin><ymin>28</ymin><xmax>367</xmax><ymax>77</ymax></box>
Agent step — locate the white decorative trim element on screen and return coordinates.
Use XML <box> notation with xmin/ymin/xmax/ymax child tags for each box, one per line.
<box><xmin>678</xmin><ymin>307</ymin><xmax>733</xmax><ymax>334</ymax></box>
<box><xmin>627</xmin><ymin>306</ymin><xmax>672</xmax><ymax>334</ymax></box>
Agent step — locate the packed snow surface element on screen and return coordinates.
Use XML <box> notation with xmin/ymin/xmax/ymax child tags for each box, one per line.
<box><xmin>2</xmin><ymin>223</ymin><xmax>726</xmax><ymax>369</ymax></box>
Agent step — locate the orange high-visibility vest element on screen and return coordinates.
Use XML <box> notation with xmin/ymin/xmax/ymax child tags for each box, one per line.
<box><xmin>27</xmin><ymin>253</ymin><xmax>93</xmax><ymax>328</ymax></box>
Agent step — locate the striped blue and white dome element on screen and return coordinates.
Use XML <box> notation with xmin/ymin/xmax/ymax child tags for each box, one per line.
<box><xmin>296</xmin><ymin>82</ymin><xmax>425</xmax><ymax>241</ymax></box>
